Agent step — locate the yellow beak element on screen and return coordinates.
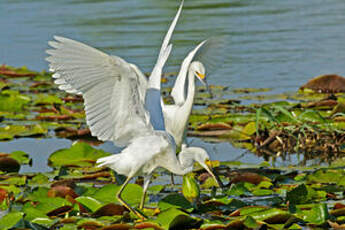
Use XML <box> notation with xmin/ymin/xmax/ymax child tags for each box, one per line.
<box><xmin>196</xmin><ymin>72</ymin><xmax>206</xmax><ymax>80</ymax></box>
<box><xmin>203</xmin><ymin>160</ymin><xmax>223</xmax><ymax>188</ymax></box>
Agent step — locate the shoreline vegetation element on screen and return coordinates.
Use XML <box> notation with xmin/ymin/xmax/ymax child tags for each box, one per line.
<box><xmin>1</xmin><ymin>65</ymin><xmax>345</xmax><ymax>229</ymax></box>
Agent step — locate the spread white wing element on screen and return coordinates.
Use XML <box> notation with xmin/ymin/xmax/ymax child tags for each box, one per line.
<box><xmin>145</xmin><ymin>1</ymin><xmax>182</xmax><ymax>130</ymax></box>
<box><xmin>46</xmin><ymin>36</ymin><xmax>152</xmax><ymax>146</ymax></box>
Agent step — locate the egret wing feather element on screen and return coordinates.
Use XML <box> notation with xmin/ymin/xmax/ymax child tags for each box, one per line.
<box><xmin>46</xmin><ymin>36</ymin><xmax>152</xmax><ymax>146</ymax></box>
<box><xmin>158</xmin><ymin>0</ymin><xmax>183</xmax><ymax>59</ymax></box>
<box><xmin>147</xmin><ymin>0</ymin><xmax>181</xmax><ymax>89</ymax></box>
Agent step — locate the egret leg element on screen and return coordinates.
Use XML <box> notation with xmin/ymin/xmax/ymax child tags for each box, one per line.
<box><xmin>170</xmin><ymin>173</ymin><xmax>175</xmax><ymax>185</ymax></box>
<box><xmin>117</xmin><ymin>176</ymin><xmax>145</xmax><ymax>220</ymax></box>
<box><xmin>139</xmin><ymin>175</ymin><xmax>152</xmax><ymax>210</ymax></box>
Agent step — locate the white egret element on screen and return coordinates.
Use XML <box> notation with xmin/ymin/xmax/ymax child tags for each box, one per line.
<box><xmin>140</xmin><ymin>0</ymin><xmax>223</xmax><ymax>196</ymax></box>
<box><xmin>45</xmin><ymin>4</ymin><xmax>221</xmax><ymax>218</ymax></box>
<box><xmin>162</xmin><ymin>44</ymin><xmax>207</xmax><ymax>149</ymax></box>
<box><xmin>138</xmin><ymin>1</ymin><xmax>227</xmax><ymax>150</ymax></box>
<box><xmin>162</xmin><ymin>36</ymin><xmax>228</xmax><ymax>149</ymax></box>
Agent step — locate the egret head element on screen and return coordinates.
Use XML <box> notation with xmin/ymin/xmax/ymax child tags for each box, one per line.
<box><xmin>190</xmin><ymin>61</ymin><xmax>206</xmax><ymax>84</ymax></box>
<box><xmin>190</xmin><ymin>61</ymin><xmax>212</xmax><ymax>97</ymax></box>
<box><xmin>181</xmin><ymin>146</ymin><xmax>223</xmax><ymax>188</ymax></box>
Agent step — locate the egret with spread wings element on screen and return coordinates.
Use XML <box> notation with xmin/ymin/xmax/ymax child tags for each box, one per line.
<box><xmin>46</xmin><ymin>2</ymin><xmax>221</xmax><ymax>220</ymax></box>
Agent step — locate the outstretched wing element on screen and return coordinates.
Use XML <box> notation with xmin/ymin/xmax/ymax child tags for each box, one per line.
<box><xmin>148</xmin><ymin>0</ymin><xmax>183</xmax><ymax>89</ymax></box>
<box><xmin>158</xmin><ymin>0</ymin><xmax>183</xmax><ymax>61</ymax></box>
<box><xmin>145</xmin><ymin>1</ymin><xmax>183</xmax><ymax>130</ymax></box>
<box><xmin>46</xmin><ymin>36</ymin><xmax>151</xmax><ymax>146</ymax></box>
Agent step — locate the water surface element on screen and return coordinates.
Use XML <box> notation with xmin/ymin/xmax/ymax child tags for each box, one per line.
<box><xmin>2</xmin><ymin>0</ymin><xmax>345</xmax><ymax>92</ymax></box>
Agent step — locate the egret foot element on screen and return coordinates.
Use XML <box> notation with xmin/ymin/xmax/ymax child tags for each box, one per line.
<box><xmin>117</xmin><ymin>177</ymin><xmax>146</xmax><ymax>220</ymax></box>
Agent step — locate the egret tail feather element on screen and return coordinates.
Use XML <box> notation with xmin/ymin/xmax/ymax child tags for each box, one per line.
<box><xmin>96</xmin><ymin>155</ymin><xmax>121</xmax><ymax>168</ymax></box>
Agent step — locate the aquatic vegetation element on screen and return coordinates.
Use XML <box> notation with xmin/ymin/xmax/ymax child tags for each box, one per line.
<box><xmin>1</xmin><ymin>142</ymin><xmax>345</xmax><ymax>229</ymax></box>
<box><xmin>1</xmin><ymin>65</ymin><xmax>345</xmax><ymax>228</ymax></box>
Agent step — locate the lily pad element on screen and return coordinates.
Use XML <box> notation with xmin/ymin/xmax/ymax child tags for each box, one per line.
<box><xmin>48</xmin><ymin>142</ymin><xmax>110</xmax><ymax>167</ymax></box>
<box><xmin>155</xmin><ymin>208</ymin><xmax>196</xmax><ymax>229</ymax></box>
<box><xmin>0</xmin><ymin>212</ymin><xmax>24</xmax><ymax>229</ymax></box>
<box><xmin>92</xmin><ymin>184</ymin><xmax>143</xmax><ymax>206</ymax></box>
<box><xmin>158</xmin><ymin>194</ymin><xmax>193</xmax><ymax>211</ymax></box>
<box><xmin>0</xmin><ymin>124</ymin><xmax>47</xmax><ymax>140</ymax></box>
<box><xmin>9</xmin><ymin>151</ymin><xmax>31</xmax><ymax>165</ymax></box>
<box><xmin>0</xmin><ymin>90</ymin><xmax>30</xmax><ymax>112</ymax></box>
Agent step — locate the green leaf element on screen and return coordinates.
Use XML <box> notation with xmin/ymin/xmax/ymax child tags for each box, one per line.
<box><xmin>9</xmin><ymin>151</ymin><xmax>31</xmax><ymax>165</ymax></box>
<box><xmin>275</xmin><ymin>106</ymin><xmax>299</xmax><ymax>123</ymax></box>
<box><xmin>241</xmin><ymin>121</ymin><xmax>256</xmax><ymax>140</ymax></box>
<box><xmin>200</xmin><ymin>176</ymin><xmax>220</xmax><ymax>189</ymax></box>
<box><xmin>31</xmin><ymin>217</ymin><xmax>59</xmax><ymax>228</ymax></box>
<box><xmin>0</xmin><ymin>176</ymin><xmax>26</xmax><ymax>185</ymax></box>
<box><xmin>155</xmin><ymin>208</ymin><xmax>196</xmax><ymax>229</ymax></box>
<box><xmin>148</xmin><ymin>185</ymin><xmax>165</xmax><ymax>195</ymax></box>
<box><xmin>249</xmin><ymin>208</ymin><xmax>291</xmax><ymax>223</ymax></box>
<box><xmin>92</xmin><ymin>184</ymin><xmax>143</xmax><ymax>206</ymax></box>
<box><xmin>75</xmin><ymin>196</ymin><xmax>102</xmax><ymax>212</ymax></box>
<box><xmin>298</xmin><ymin>110</ymin><xmax>326</xmax><ymax>123</ymax></box>
<box><xmin>261</xmin><ymin>107</ymin><xmax>279</xmax><ymax>123</ymax></box>
<box><xmin>227</xmin><ymin>183</ymin><xmax>251</xmax><ymax>196</ymax></box>
<box><xmin>27</xmin><ymin>197</ymin><xmax>71</xmax><ymax>217</ymax></box>
<box><xmin>252</xmin><ymin>189</ymin><xmax>273</xmax><ymax>196</ymax></box>
<box><xmin>34</xmin><ymin>94</ymin><xmax>63</xmax><ymax>105</ymax></box>
<box><xmin>22</xmin><ymin>205</ymin><xmax>48</xmax><ymax>222</ymax></box>
<box><xmin>0</xmin><ymin>90</ymin><xmax>30</xmax><ymax>112</ymax></box>
<box><xmin>0</xmin><ymin>185</ymin><xmax>21</xmax><ymax>195</ymax></box>
<box><xmin>59</xmin><ymin>224</ymin><xmax>78</xmax><ymax>230</ymax></box>
<box><xmin>26</xmin><ymin>187</ymin><xmax>50</xmax><ymax>201</ymax></box>
<box><xmin>0</xmin><ymin>212</ymin><xmax>24</xmax><ymax>229</ymax></box>
<box><xmin>286</xmin><ymin>184</ymin><xmax>308</xmax><ymax>205</ymax></box>
<box><xmin>307</xmin><ymin>169</ymin><xmax>343</xmax><ymax>184</ymax></box>
<box><xmin>288</xmin><ymin>223</ymin><xmax>302</xmax><ymax>229</ymax></box>
<box><xmin>237</xmin><ymin>206</ymin><xmax>268</xmax><ymax>216</ymax></box>
<box><xmin>0</xmin><ymin>124</ymin><xmax>47</xmax><ymax>140</ymax></box>
<box><xmin>28</xmin><ymin>173</ymin><xmax>49</xmax><ymax>186</ymax></box>
<box><xmin>256</xmin><ymin>181</ymin><xmax>273</xmax><ymax>189</ymax></box>
<box><xmin>243</xmin><ymin>215</ymin><xmax>259</xmax><ymax>229</ymax></box>
<box><xmin>297</xmin><ymin>203</ymin><xmax>329</xmax><ymax>225</ymax></box>
<box><xmin>48</xmin><ymin>142</ymin><xmax>110</xmax><ymax>167</ymax></box>
<box><xmin>158</xmin><ymin>194</ymin><xmax>193</xmax><ymax>211</ymax></box>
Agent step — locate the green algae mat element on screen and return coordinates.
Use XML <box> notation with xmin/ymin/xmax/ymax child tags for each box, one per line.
<box><xmin>0</xmin><ymin>65</ymin><xmax>345</xmax><ymax>229</ymax></box>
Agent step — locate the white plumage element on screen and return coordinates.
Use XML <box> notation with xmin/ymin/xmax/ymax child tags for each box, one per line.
<box><xmin>46</xmin><ymin>1</ymin><xmax>222</xmax><ymax>219</ymax></box>
<box><xmin>47</xmin><ymin>36</ymin><xmax>151</xmax><ymax>146</ymax></box>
